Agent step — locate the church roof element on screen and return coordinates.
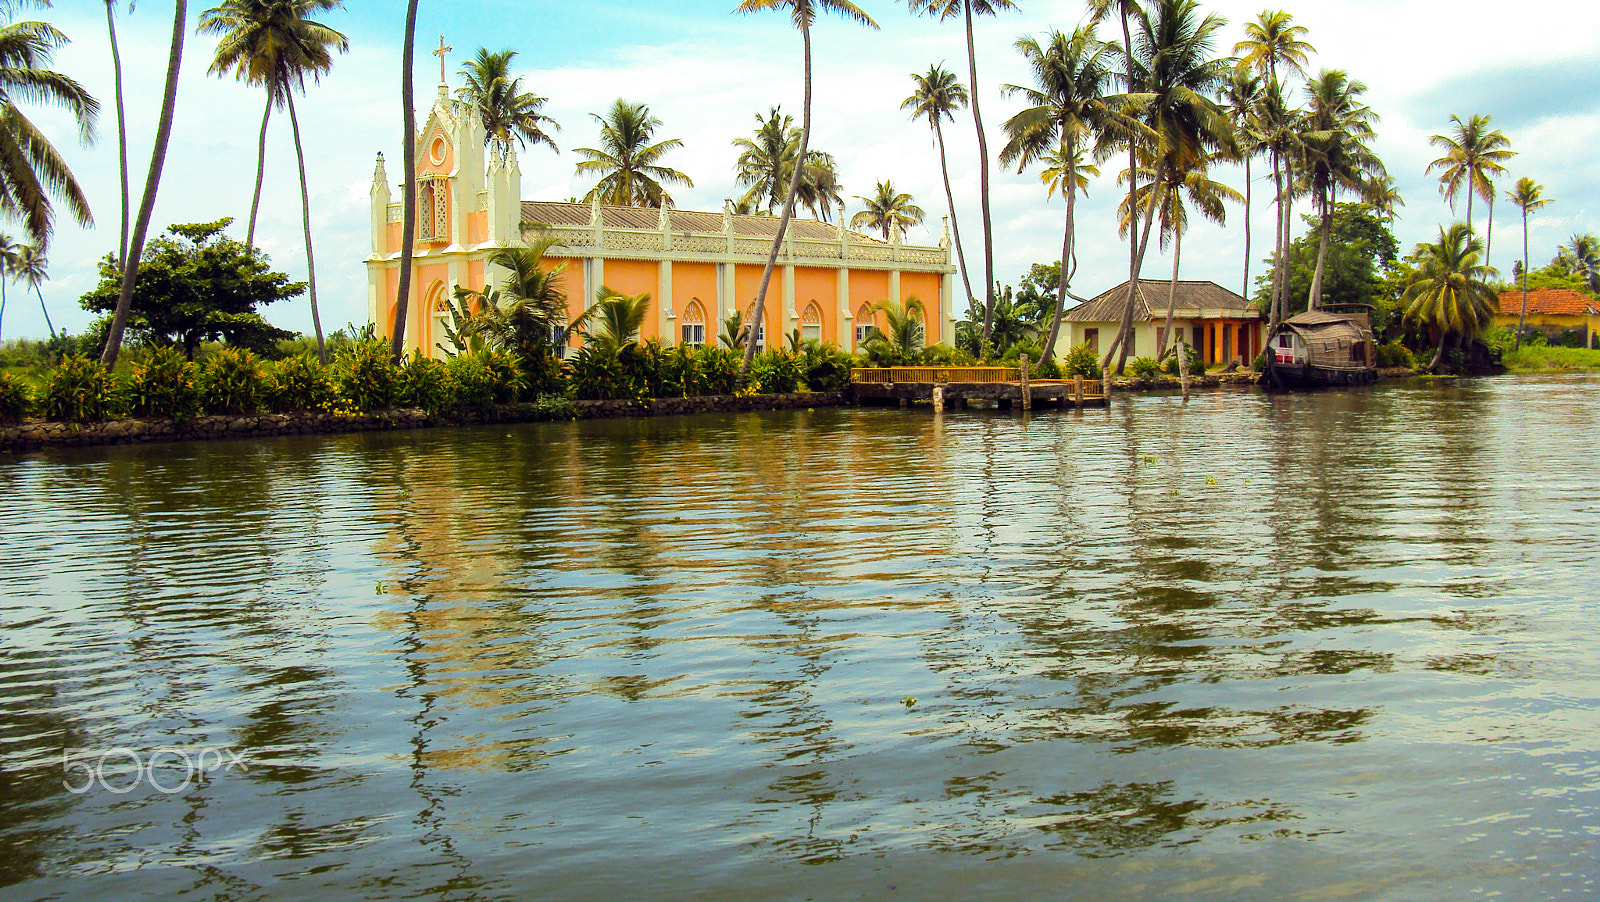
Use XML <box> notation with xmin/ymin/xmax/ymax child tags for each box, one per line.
<box><xmin>1065</xmin><ymin>279</ymin><xmax>1258</xmax><ymax>323</ymax></box>
<box><xmin>519</xmin><ymin>200</ymin><xmax>887</xmax><ymax>244</ymax></box>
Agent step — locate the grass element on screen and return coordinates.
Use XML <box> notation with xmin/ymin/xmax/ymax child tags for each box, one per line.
<box><xmin>1502</xmin><ymin>345</ymin><xmax>1600</xmax><ymax>373</ymax></box>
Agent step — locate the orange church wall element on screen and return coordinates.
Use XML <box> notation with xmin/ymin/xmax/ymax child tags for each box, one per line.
<box><xmin>598</xmin><ymin>258</ymin><xmax>661</xmax><ymax>340</ymax></box>
<box><xmin>850</xmin><ymin>270</ymin><xmax>890</xmax><ymax>307</ymax></box>
<box><xmin>794</xmin><ymin>267</ymin><xmax>835</xmax><ymax>339</ymax></box>
<box><xmin>733</xmin><ymin>265</ymin><xmax>779</xmax><ymax>346</ymax></box>
<box><xmin>901</xmin><ymin>271</ymin><xmax>943</xmax><ymax>343</ymax></box>
<box><xmin>672</xmin><ymin>262</ymin><xmax>718</xmax><ymax>324</ymax></box>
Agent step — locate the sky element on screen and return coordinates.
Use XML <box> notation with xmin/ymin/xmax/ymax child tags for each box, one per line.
<box><xmin>5</xmin><ymin>0</ymin><xmax>1599</xmax><ymax>341</ymax></box>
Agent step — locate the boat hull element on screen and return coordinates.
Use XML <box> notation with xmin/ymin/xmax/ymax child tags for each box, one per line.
<box><xmin>1265</xmin><ymin>363</ymin><xmax>1377</xmax><ymax>389</ymax></box>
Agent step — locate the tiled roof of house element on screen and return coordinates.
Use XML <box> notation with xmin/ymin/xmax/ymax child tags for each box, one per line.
<box><xmin>520</xmin><ymin>200</ymin><xmax>885</xmax><ymax>244</ymax></box>
<box><xmin>1496</xmin><ymin>287</ymin><xmax>1598</xmax><ymax>317</ymax></box>
<box><xmin>1064</xmin><ymin>279</ymin><xmax>1257</xmax><ymax>322</ymax></box>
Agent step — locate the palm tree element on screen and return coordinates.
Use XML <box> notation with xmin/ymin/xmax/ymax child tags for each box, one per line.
<box><xmin>104</xmin><ymin>1</ymin><xmax>129</xmax><ymax>268</ymax></box>
<box><xmin>103</xmin><ymin>0</ymin><xmax>184</xmax><ymax>369</ymax></box>
<box><xmin>903</xmin><ymin>64</ymin><xmax>976</xmax><ymax>314</ymax></box>
<box><xmin>1506</xmin><ymin>177</ymin><xmax>1550</xmax><ymax>351</ymax></box>
<box><xmin>583</xmin><ymin>286</ymin><xmax>651</xmax><ymax>352</ymax></box>
<box><xmin>11</xmin><ymin>241</ymin><xmax>47</xmax><ymax>336</ymax></box>
<box><xmin>908</xmin><ymin>0</ymin><xmax>1016</xmax><ymax>353</ymax></box>
<box><xmin>0</xmin><ymin>232</ymin><xmax>14</xmax><ymax>342</ymax></box>
<box><xmin>0</xmin><ymin>9</ymin><xmax>96</xmax><ymax>252</ymax></box>
<box><xmin>1115</xmin><ymin>149</ymin><xmax>1241</xmax><ymax>356</ymax></box>
<box><xmin>1222</xmin><ymin>68</ymin><xmax>1261</xmax><ymax>304</ymax></box>
<box><xmin>1102</xmin><ymin>0</ymin><xmax>1233</xmax><ymax>375</ymax></box>
<box><xmin>736</xmin><ymin>0</ymin><xmax>878</xmax><ymax>372</ymax></box>
<box><xmin>200</xmin><ymin>0</ymin><xmax>349</xmax><ymax>364</ymax></box>
<box><xmin>458</xmin><ymin>47</ymin><xmax>558</xmax><ymax>160</ymax></box>
<box><xmin>859</xmin><ymin>296</ymin><xmax>925</xmax><ymax>365</ymax></box>
<box><xmin>389</xmin><ymin>0</ymin><xmax>418</xmax><ymax>364</ymax></box>
<box><xmin>1555</xmin><ymin>233</ymin><xmax>1600</xmax><ymax>293</ymax></box>
<box><xmin>719</xmin><ymin>309</ymin><xmax>749</xmax><ymax>349</ymax></box>
<box><xmin>849</xmin><ymin>180</ymin><xmax>924</xmax><ymax>240</ymax></box>
<box><xmin>731</xmin><ymin>107</ymin><xmax>844</xmax><ymax>219</ymax></box>
<box><xmin>1403</xmin><ymin>223</ymin><xmax>1497</xmax><ymax>372</ymax></box>
<box><xmin>1000</xmin><ymin>26</ymin><xmax>1120</xmax><ymax>363</ymax></box>
<box><xmin>476</xmin><ymin>239</ymin><xmax>577</xmax><ymax>358</ymax></box>
<box><xmin>1300</xmin><ymin>69</ymin><xmax>1385</xmax><ymax>310</ymax></box>
<box><xmin>1233</xmin><ymin>9</ymin><xmax>1313</xmax><ymax>362</ymax></box>
<box><xmin>1426</xmin><ymin>113</ymin><xmax>1514</xmax><ymax>256</ymax></box>
<box><xmin>574</xmin><ymin>99</ymin><xmax>693</xmax><ymax>207</ymax></box>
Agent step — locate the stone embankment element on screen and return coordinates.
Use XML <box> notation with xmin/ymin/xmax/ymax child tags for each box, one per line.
<box><xmin>0</xmin><ymin>392</ymin><xmax>849</xmax><ymax>453</ymax></box>
<box><xmin>1102</xmin><ymin>367</ymin><xmax>1416</xmax><ymax>392</ymax></box>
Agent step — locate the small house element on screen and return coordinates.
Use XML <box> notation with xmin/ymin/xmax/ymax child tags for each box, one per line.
<box><xmin>1495</xmin><ymin>288</ymin><xmax>1598</xmax><ymax>348</ymax></box>
<box><xmin>1061</xmin><ymin>280</ymin><xmax>1263</xmax><ymax>366</ymax></box>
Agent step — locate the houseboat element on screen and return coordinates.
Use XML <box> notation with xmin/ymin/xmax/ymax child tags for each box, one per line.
<box><xmin>1264</xmin><ymin>303</ymin><xmax>1378</xmax><ymax>388</ymax></box>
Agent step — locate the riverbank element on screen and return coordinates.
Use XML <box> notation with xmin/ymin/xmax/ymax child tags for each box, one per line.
<box><xmin>1101</xmin><ymin>366</ymin><xmax>1417</xmax><ymax>391</ymax></box>
<box><xmin>0</xmin><ymin>391</ymin><xmax>849</xmax><ymax>453</ymax></box>
<box><xmin>1501</xmin><ymin>346</ymin><xmax>1600</xmax><ymax>373</ymax></box>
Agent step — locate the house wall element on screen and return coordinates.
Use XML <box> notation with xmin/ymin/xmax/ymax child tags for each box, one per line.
<box><xmin>1062</xmin><ymin>319</ymin><xmax>1261</xmax><ymax>365</ymax></box>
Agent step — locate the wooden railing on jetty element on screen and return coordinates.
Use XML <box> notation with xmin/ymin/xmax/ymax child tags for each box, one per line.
<box><xmin>851</xmin><ymin>366</ymin><xmax>1019</xmax><ymax>384</ymax></box>
<box><xmin>848</xmin><ymin>366</ymin><xmax>1106</xmax><ymax>411</ymax></box>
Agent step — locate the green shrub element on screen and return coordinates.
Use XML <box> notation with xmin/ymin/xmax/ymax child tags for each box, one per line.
<box><xmin>800</xmin><ymin>342</ymin><xmax>855</xmax><ymax>392</ymax></box>
<box><xmin>481</xmin><ymin>349</ymin><xmax>526</xmax><ymax>403</ymax></box>
<box><xmin>1376</xmin><ymin>340</ymin><xmax>1415</xmax><ymax>369</ymax></box>
<box><xmin>750</xmin><ymin>350</ymin><xmax>802</xmax><ymax>394</ymax></box>
<box><xmin>397</xmin><ymin>353</ymin><xmax>454</xmax><ymax>414</ymax></box>
<box><xmin>0</xmin><ymin>372</ymin><xmax>33</xmax><ymax>422</ymax></box>
<box><xmin>638</xmin><ymin>341</ymin><xmax>692</xmax><ymax>399</ymax></box>
<box><xmin>446</xmin><ymin>349</ymin><xmax>525</xmax><ymax>407</ymax></box>
<box><xmin>333</xmin><ymin>339</ymin><xmax>400</xmax><ymax>412</ymax></box>
<box><xmin>567</xmin><ymin>344</ymin><xmax>641</xmax><ymax>400</ymax></box>
<box><xmin>1062</xmin><ymin>342</ymin><xmax>1102</xmax><ymax>380</ymax></box>
<box><xmin>520</xmin><ymin>349</ymin><xmax>566</xmax><ymax>399</ymax></box>
<box><xmin>126</xmin><ymin>346</ymin><xmax>201</xmax><ymax>420</ymax></box>
<box><xmin>267</xmin><ymin>352</ymin><xmax>337</xmax><ymax>412</ymax></box>
<box><xmin>199</xmin><ymin>347</ymin><xmax>265</xmax><ymax>414</ymax></box>
<box><xmin>42</xmin><ymin>355</ymin><xmax>119</xmax><ymax>423</ymax></box>
<box><xmin>1128</xmin><ymin>356</ymin><xmax>1163</xmax><ymax>383</ymax></box>
<box><xmin>1161</xmin><ymin>342</ymin><xmax>1204</xmax><ymax>377</ymax></box>
<box><xmin>529</xmin><ymin>393</ymin><xmax>578</xmax><ymax>420</ymax></box>
<box><xmin>920</xmin><ymin>344</ymin><xmax>975</xmax><ymax>367</ymax></box>
<box><xmin>694</xmin><ymin>346</ymin><xmax>743</xmax><ymax>396</ymax></box>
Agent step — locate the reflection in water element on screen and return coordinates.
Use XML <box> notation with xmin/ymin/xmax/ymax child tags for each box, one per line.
<box><xmin>2</xmin><ymin>377</ymin><xmax>1600</xmax><ymax>898</ymax></box>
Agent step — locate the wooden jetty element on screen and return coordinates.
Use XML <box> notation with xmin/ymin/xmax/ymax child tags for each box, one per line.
<box><xmin>849</xmin><ymin>364</ymin><xmax>1108</xmax><ymax>411</ymax></box>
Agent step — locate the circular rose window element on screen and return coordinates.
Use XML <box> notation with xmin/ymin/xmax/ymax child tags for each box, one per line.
<box><xmin>429</xmin><ymin>136</ymin><xmax>447</xmax><ymax>165</ymax></box>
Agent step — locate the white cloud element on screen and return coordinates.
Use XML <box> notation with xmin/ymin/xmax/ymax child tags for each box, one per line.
<box><xmin>3</xmin><ymin>1</ymin><xmax>1597</xmax><ymax>340</ymax></box>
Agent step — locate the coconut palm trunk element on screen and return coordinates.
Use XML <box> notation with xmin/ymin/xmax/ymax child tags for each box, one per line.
<box><xmin>34</xmin><ymin>284</ymin><xmax>53</xmax><ymax>338</ymax></box>
<box><xmin>1040</xmin><ymin>144</ymin><xmax>1077</xmax><ymax>361</ymax></box>
<box><xmin>1160</xmin><ymin>222</ymin><xmax>1182</xmax><ymax>357</ymax></box>
<box><xmin>933</xmin><ymin>115</ymin><xmax>977</xmax><ymax>315</ymax></box>
<box><xmin>247</xmin><ymin>97</ymin><xmax>271</xmax><ymax>249</ymax></box>
<box><xmin>1516</xmin><ymin>205</ymin><xmax>1530</xmax><ymax>350</ymax></box>
<box><xmin>1241</xmin><ymin>154</ymin><xmax>1252</xmax><ymax>304</ymax></box>
<box><xmin>745</xmin><ymin>19</ymin><xmax>812</xmax><ymax>371</ymax></box>
<box><xmin>962</xmin><ymin>2</ymin><xmax>997</xmax><ymax>351</ymax></box>
<box><xmin>1308</xmin><ymin>193</ymin><xmax>1331</xmax><ymax>310</ymax></box>
<box><xmin>287</xmin><ymin>92</ymin><xmax>326</xmax><ymax>363</ymax></box>
<box><xmin>102</xmin><ymin>0</ymin><xmax>187</xmax><ymax>370</ymax></box>
<box><xmin>390</xmin><ymin>0</ymin><xmax>419</xmax><ymax>363</ymax></box>
<box><xmin>105</xmin><ymin>1</ymin><xmax>130</xmax><ymax>268</ymax></box>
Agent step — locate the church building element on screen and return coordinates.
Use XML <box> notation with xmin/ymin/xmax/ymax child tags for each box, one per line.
<box><xmin>368</xmin><ymin>84</ymin><xmax>958</xmax><ymax>359</ymax></box>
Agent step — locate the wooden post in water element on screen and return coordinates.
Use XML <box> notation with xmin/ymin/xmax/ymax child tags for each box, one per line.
<box><xmin>1074</xmin><ymin>374</ymin><xmax>1084</xmax><ymax>407</ymax></box>
<box><xmin>933</xmin><ymin>384</ymin><xmax>944</xmax><ymax>414</ymax></box>
<box><xmin>1019</xmin><ymin>353</ymin><xmax>1031</xmax><ymax>412</ymax></box>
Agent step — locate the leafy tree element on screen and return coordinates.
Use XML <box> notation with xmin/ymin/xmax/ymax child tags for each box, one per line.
<box><xmin>457</xmin><ymin>47</ymin><xmax>558</xmax><ymax>160</ymax></box>
<box><xmin>80</xmin><ymin>219</ymin><xmax>300</xmax><ymax>357</ymax></box>
<box><xmin>574</xmin><ymin>98</ymin><xmax>693</xmax><ymax>207</ymax></box>
<box><xmin>1255</xmin><ymin>203</ymin><xmax>1398</xmax><ymax>323</ymax></box>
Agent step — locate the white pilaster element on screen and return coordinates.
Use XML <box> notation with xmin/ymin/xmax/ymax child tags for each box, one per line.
<box><xmin>658</xmin><ymin>259</ymin><xmax>674</xmax><ymax>345</ymax></box>
<box><xmin>837</xmin><ymin>267</ymin><xmax>852</xmax><ymax>346</ymax></box>
<box><xmin>783</xmin><ymin>264</ymin><xmax>797</xmax><ymax>333</ymax></box>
